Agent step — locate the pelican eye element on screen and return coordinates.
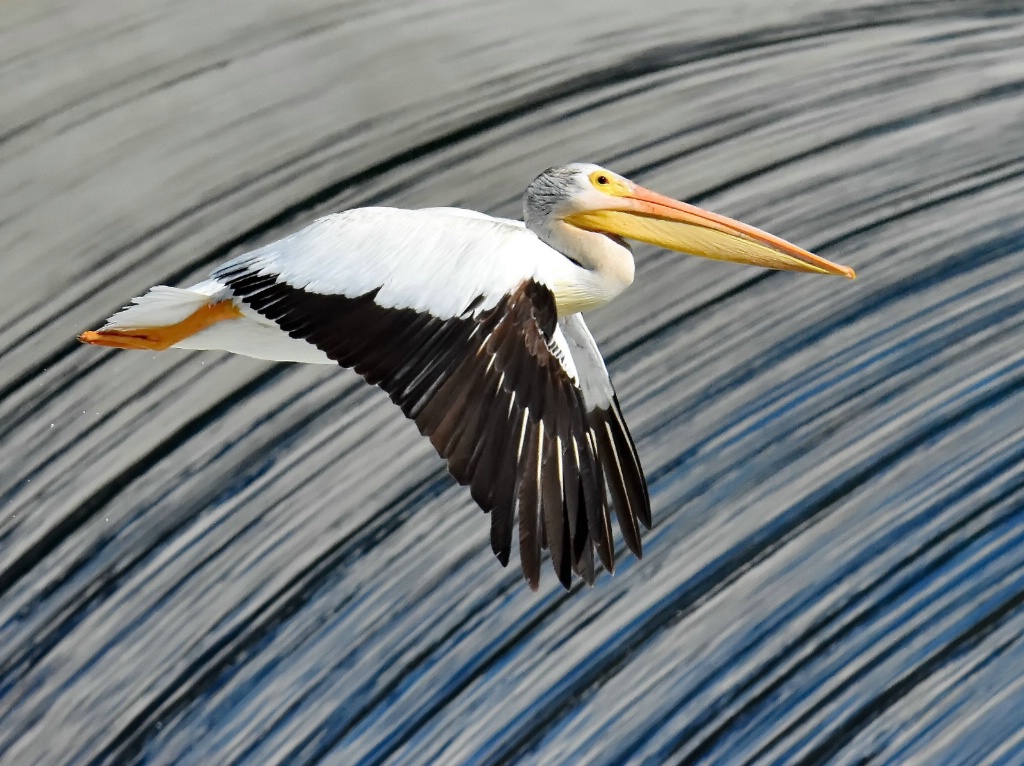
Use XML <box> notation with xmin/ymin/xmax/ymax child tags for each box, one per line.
<box><xmin>589</xmin><ymin>170</ymin><xmax>626</xmax><ymax>195</ymax></box>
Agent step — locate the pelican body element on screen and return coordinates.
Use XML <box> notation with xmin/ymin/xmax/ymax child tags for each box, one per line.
<box><xmin>80</xmin><ymin>164</ymin><xmax>854</xmax><ymax>590</ymax></box>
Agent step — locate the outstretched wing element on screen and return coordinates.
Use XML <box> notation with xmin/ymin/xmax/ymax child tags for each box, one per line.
<box><xmin>559</xmin><ymin>313</ymin><xmax>651</xmax><ymax>559</ymax></box>
<box><xmin>214</xmin><ymin>209</ymin><xmax>649</xmax><ymax>589</ymax></box>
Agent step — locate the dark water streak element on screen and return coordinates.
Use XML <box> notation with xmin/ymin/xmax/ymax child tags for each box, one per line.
<box><xmin>2</xmin><ymin>1</ymin><xmax>1024</xmax><ymax>764</ymax></box>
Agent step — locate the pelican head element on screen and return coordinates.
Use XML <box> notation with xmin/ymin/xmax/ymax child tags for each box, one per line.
<box><xmin>525</xmin><ymin>163</ymin><xmax>855</xmax><ymax>279</ymax></box>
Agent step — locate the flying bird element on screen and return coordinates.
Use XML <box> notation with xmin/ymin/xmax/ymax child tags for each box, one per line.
<box><xmin>80</xmin><ymin>163</ymin><xmax>855</xmax><ymax>590</ymax></box>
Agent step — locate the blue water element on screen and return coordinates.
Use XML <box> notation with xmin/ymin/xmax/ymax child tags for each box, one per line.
<box><xmin>1</xmin><ymin>2</ymin><xmax>1023</xmax><ymax>764</ymax></box>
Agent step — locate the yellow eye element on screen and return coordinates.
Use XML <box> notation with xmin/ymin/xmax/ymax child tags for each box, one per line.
<box><xmin>589</xmin><ymin>170</ymin><xmax>627</xmax><ymax>195</ymax></box>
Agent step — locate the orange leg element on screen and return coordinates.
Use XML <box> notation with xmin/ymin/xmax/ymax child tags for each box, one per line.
<box><xmin>78</xmin><ymin>300</ymin><xmax>243</xmax><ymax>351</ymax></box>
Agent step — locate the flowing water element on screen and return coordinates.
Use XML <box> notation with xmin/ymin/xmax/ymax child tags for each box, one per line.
<box><xmin>2</xmin><ymin>1</ymin><xmax>1024</xmax><ymax>763</ymax></box>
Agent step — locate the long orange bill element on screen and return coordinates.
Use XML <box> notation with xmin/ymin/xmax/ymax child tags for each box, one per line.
<box><xmin>566</xmin><ymin>184</ymin><xmax>856</xmax><ymax>279</ymax></box>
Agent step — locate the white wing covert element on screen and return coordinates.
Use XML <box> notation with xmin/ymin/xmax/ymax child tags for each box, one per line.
<box><xmin>219</xmin><ymin>208</ymin><xmax>548</xmax><ymax>318</ymax></box>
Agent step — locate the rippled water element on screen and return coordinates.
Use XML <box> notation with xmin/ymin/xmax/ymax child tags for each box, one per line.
<box><xmin>2</xmin><ymin>1</ymin><xmax>1024</xmax><ymax>764</ymax></box>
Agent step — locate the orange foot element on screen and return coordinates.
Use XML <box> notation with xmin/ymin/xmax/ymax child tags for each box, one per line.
<box><xmin>79</xmin><ymin>299</ymin><xmax>243</xmax><ymax>351</ymax></box>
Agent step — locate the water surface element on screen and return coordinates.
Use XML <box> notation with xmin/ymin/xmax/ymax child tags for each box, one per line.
<box><xmin>2</xmin><ymin>1</ymin><xmax>1024</xmax><ymax>763</ymax></box>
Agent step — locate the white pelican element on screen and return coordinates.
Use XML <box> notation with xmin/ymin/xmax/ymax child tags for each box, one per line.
<box><xmin>80</xmin><ymin>163</ymin><xmax>855</xmax><ymax>590</ymax></box>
